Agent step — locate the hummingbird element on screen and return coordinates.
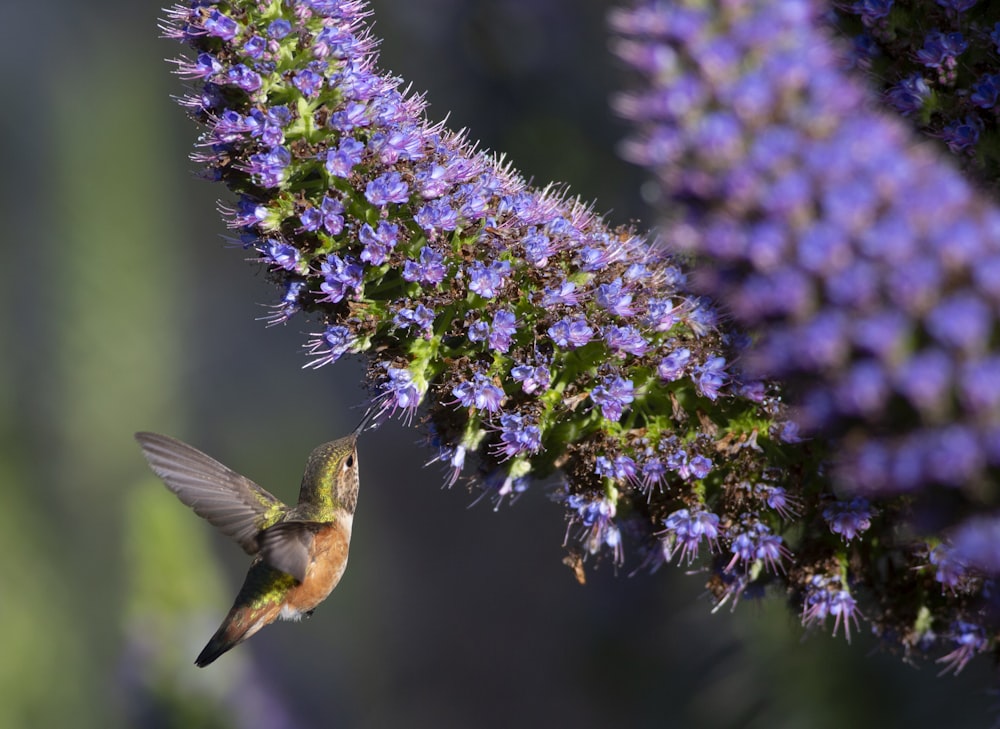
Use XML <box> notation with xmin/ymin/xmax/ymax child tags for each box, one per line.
<box><xmin>134</xmin><ymin>410</ymin><xmax>376</xmax><ymax>667</ymax></box>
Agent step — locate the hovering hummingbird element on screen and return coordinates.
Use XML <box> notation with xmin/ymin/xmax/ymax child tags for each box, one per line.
<box><xmin>134</xmin><ymin>410</ymin><xmax>376</xmax><ymax>667</ymax></box>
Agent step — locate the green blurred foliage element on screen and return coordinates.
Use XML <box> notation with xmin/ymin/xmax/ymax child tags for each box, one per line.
<box><xmin>0</xmin><ymin>1</ymin><xmax>994</xmax><ymax>727</ymax></box>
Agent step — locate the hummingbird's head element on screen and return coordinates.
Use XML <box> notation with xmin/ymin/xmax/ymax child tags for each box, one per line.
<box><xmin>302</xmin><ymin>433</ymin><xmax>362</xmax><ymax>514</ymax></box>
<box><xmin>301</xmin><ymin>407</ymin><xmax>377</xmax><ymax>515</ymax></box>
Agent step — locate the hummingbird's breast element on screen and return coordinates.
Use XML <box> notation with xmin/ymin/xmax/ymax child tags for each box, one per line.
<box><xmin>281</xmin><ymin>520</ymin><xmax>352</xmax><ymax>619</ymax></box>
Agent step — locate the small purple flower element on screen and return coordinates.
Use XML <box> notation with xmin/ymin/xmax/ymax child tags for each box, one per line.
<box><xmin>939</xmin><ymin>117</ymin><xmax>982</xmax><ymax>155</ymax></box>
<box><xmin>293</xmin><ymin>68</ymin><xmax>324</xmax><ymax>97</ymax></box>
<box><xmin>590</xmin><ymin>375</ymin><xmax>635</xmax><ymax>421</ymax></box>
<box><xmin>467</xmin><ymin>260</ymin><xmax>511</xmax><ymax>299</ymax></box>
<box><xmin>595</xmin><ymin>454</ymin><xmax>638</xmax><ymax>482</ymax></box>
<box><xmin>755</xmin><ymin>531</ymin><xmax>789</xmax><ymax>574</ymax></box>
<box><xmin>203</xmin><ymin>9</ymin><xmax>238</xmax><ymax>41</ymax></box>
<box><xmin>246</xmin><ymin>146</ymin><xmax>290</xmax><ymax>187</ymax></box>
<box><xmin>402</xmin><ymin>246</ymin><xmax>447</xmax><ymax>286</ymax></box>
<box><xmin>666</xmin><ymin>450</ymin><xmax>691</xmax><ymax>480</ymax></box>
<box><xmin>452</xmin><ymin>373</ymin><xmax>504</xmax><ymax>413</ymax></box>
<box><xmin>319</xmin><ymin>254</ymin><xmax>364</xmax><ymax>303</ymax></box>
<box><xmin>925</xmin><ymin>293</ymin><xmax>991</xmax><ymax>353</ymax></box>
<box><xmin>689</xmin><ymin>455</ymin><xmax>712</xmax><ymax>479</ymax></box>
<box><xmin>227</xmin><ymin>63</ymin><xmax>262</xmax><ymax>92</ymax></box>
<box><xmin>511</xmin><ymin>363</ymin><xmax>551</xmax><ymax>394</ymax></box>
<box><xmin>915</xmin><ymin>30</ymin><xmax>967</xmax><ymax>70</ymax></box>
<box><xmin>371</xmin><ymin>125</ymin><xmax>426</xmax><ymax>164</ymax></box>
<box><xmin>394</xmin><ymin>304</ymin><xmax>435</xmax><ymax>335</ymax></box>
<box><xmin>415</xmin><ymin>198</ymin><xmax>458</xmax><ymax>232</ymax></box>
<box><xmin>762</xmin><ymin>486</ymin><xmax>799</xmax><ymax>520</ymax></box>
<box><xmin>657</xmin><ymin>348</ymin><xmax>691</xmax><ymax>381</ymax></box>
<box><xmin>299</xmin><ymin>195</ymin><xmax>344</xmax><ymax>235</ymax></box>
<box><xmin>494</xmin><ymin>413</ymin><xmax>542</xmax><ymax>459</ymax></box>
<box><xmin>478</xmin><ymin>468</ymin><xmax>530</xmax><ymax>509</ymax></box>
<box><xmin>541</xmin><ymin>281</ymin><xmax>579</xmax><ymax>307</ymax></box>
<box><xmin>325</xmin><ymin>137</ymin><xmax>366</xmax><ymax>178</ymax></box>
<box><xmin>566</xmin><ymin>494</ymin><xmax>623</xmax><ymax>563</ymax></box>
<box><xmin>596</xmin><ymin>279</ymin><xmax>635</xmax><ymax>316</ymax></box>
<box><xmin>661</xmin><ymin>508</ymin><xmax>720</xmax><ymax>565</ymax></box>
<box><xmin>415</xmin><ymin>164</ymin><xmax>450</xmax><ymax>198</ymax></box>
<box><xmin>489</xmin><ymin>310</ymin><xmax>518</xmax><ymax>353</ymax></box>
<box><xmin>267</xmin><ymin>18</ymin><xmax>292</xmax><ymax>39</ymax></box>
<box><xmin>329</xmin><ymin>102</ymin><xmax>371</xmax><ymax>133</ymax></box>
<box><xmin>645</xmin><ymin>298</ymin><xmax>679</xmax><ymax>331</ymax></box>
<box><xmin>694</xmin><ymin>356</ymin><xmax>727</xmax><ymax>400</ymax></box>
<box><xmin>936</xmin><ymin>621</ymin><xmax>988</xmax><ymax>675</ymax></box>
<box><xmin>776</xmin><ymin>421</ymin><xmax>803</xmax><ymax>444</ymax></box>
<box><xmin>801</xmin><ymin>575</ymin><xmax>861</xmax><ymax>643</ymax></box>
<box><xmin>262</xmin><ymin>279</ymin><xmax>307</xmax><ymax>326</ymax></box>
<box><xmin>467</xmin><ymin>320</ymin><xmax>489</xmax><ymax>343</ymax></box>
<box><xmin>359</xmin><ymin>220</ymin><xmax>399</xmax><ymax>265</ymax></box>
<box><xmin>438</xmin><ymin>443</ymin><xmax>466</xmax><ymax>487</ymax></box>
<box><xmin>264</xmin><ymin>239</ymin><xmax>300</xmax><ymax>272</ymax></box>
<box><xmin>184</xmin><ymin>52</ymin><xmax>223</xmax><ymax>80</ymax></box>
<box><xmin>245</xmin><ymin>107</ymin><xmax>287</xmax><ymax>146</ymax></box>
<box><xmin>577</xmin><ymin>245</ymin><xmax>614</xmax><ymax>272</ymax></box>
<box><xmin>886</xmin><ymin>73</ymin><xmax>931</xmax><ymax>117</ymax></box>
<box><xmin>364</xmin><ymin>171</ymin><xmax>410</xmax><ymax>206</ymax></box>
<box><xmin>604</xmin><ymin>325</ymin><xmax>648</xmax><ymax>357</ymax></box>
<box><xmin>928</xmin><ymin>544</ymin><xmax>971</xmax><ymax>592</ymax></box>
<box><xmin>523</xmin><ymin>229</ymin><xmax>556</xmax><ymax>266</ymax></box>
<box><xmin>548</xmin><ymin>317</ymin><xmax>594</xmax><ymax>349</ymax></box>
<box><xmin>725</xmin><ymin>522</ymin><xmax>788</xmax><ymax>574</ymax></box>
<box><xmin>612</xmin><ymin>454</ymin><xmax>639</xmax><ymax>482</ymax></box>
<box><xmin>829</xmin><ymin>590</ymin><xmax>861</xmax><ymax>644</ymax></box>
<box><xmin>823</xmin><ymin>498</ymin><xmax>873</xmax><ymax>542</ymax></box>
<box><xmin>640</xmin><ymin>455</ymin><xmax>667</xmax><ymax>489</ymax></box>
<box><xmin>305</xmin><ymin>325</ymin><xmax>355</xmax><ymax>368</ymax></box>
<box><xmin>894</xmin><ymin>349</ymin><xmax>952</xmax><ymax>415</ymax></box>
<box><xmin>970</xmin><ymin>74</ymin><xmax>1000</xmax><ymax>110</ymax></box>
<box><xmin>378</xmin><ymin>366</ymin><xmax>423</xmax><ymax>424</ymax></box>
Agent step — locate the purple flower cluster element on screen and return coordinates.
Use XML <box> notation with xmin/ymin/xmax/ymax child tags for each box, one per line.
<box><xmin>800</xmin><ymin>574</ymin><xmax>861</xmax><ymax>644</ymax></box>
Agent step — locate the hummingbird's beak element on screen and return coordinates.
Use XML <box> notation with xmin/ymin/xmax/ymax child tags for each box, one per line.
<box><xmin>352</xmin><ymin>404</ymin><xmax>379</xmax><ymax>437</ymax></box>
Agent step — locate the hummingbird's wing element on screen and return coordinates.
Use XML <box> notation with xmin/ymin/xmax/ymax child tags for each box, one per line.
<box><xmin>257</xmin><ymin>521</ymin><xmax>326</xmax><ymax>583</ymax></box>
<box><xmin>135</xmin><ymin>432</ymin><xmax>284</xmax><ymax>555</ymax></box>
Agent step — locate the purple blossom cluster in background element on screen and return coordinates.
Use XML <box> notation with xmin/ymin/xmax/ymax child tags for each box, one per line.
<box><xmin>163</xmin><ymin>0</ymin><xmax>1000</xmax><ymax>679</ymax></box>
<box><xmin>613</xmin><ymin>0</ymin><xmax>1000</xmax><ymax>544</ymax></box>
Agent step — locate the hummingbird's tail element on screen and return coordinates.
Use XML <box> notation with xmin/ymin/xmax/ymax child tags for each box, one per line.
<box><xmin>195</xmin><ymin>606</ymin><xmax>275</xmax><ymax>667</ymax></box>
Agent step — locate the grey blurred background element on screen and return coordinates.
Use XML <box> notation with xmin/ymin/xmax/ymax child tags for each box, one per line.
<box><xmin>0</xmin><ymin>1</ymin><xmax>994</xmax><ymax>727</ymax></box>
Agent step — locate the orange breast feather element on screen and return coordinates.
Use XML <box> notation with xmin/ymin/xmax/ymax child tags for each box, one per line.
<box><xmin>285</xmin><ymin>523</ymin><xmax>351</xmax><ymax>613</ymax></box>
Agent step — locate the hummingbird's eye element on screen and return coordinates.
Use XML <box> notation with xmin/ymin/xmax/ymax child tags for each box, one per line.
<box><xmin>345</xmin><ymin>455</ymin><xmax>355</xmax><ymax>469</ymax></box>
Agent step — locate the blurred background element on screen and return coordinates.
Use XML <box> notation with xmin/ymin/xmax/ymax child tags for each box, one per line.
<box><xmin>1</xmin><ymin>0</ymin><xmax>996</xmax><ymax>727</ymax></box>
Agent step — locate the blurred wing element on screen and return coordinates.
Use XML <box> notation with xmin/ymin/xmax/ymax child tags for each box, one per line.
<box><xmin>135</xmin><ymin>432</ymin><xmax>284</xmax><ymax>554</ymax></box>
<box><xmin>257</xmin><ymin>521</ymin><xmax>324</xmax><ymax>582</ymax></box>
